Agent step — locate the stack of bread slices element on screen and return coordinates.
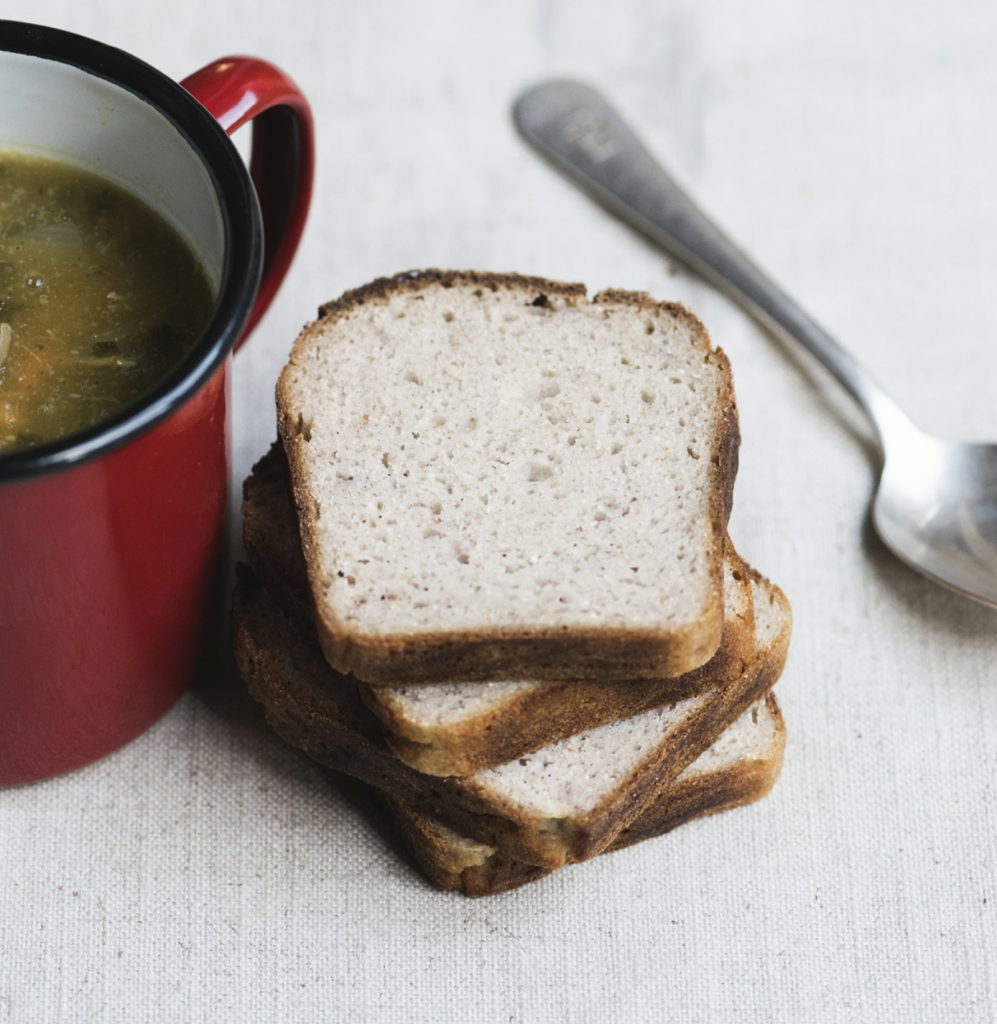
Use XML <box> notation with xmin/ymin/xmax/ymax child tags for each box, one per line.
<box><xmin>232</xmin><ymin>269</ymin><xmax>791</xmax><ymax>896</ymax></box>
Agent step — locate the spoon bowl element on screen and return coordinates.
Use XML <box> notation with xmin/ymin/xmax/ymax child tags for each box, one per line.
<box><xmin>514</xmin><ymin>79</ymin><xmax>997</xmax><ymax>608</ymax></box>
<box><xmin>874</xmin><ymin>423</ymin><xmax>997</xmax><ymax>605</ymax></box>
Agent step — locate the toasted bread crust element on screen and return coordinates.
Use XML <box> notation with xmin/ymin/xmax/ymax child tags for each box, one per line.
<box><xmin>275</xmin><ymin>269</ymin><xmax>740</xmax><ymax>685</ymax></box>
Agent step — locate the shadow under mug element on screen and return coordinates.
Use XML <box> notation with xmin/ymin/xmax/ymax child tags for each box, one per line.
<box><xmin>0</xmin><ymin>22</ymin><xmax>314</xmax><ymax>786</ymax></box>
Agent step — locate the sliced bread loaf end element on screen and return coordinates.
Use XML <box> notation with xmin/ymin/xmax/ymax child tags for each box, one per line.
<box><xmin>276</xmin><ymin>269</ymin><xmax>740</xmax><ymax>684</ymax></box>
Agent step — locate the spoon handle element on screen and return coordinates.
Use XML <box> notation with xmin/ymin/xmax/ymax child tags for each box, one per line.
<box><xmin>513</xmin><ymin>80</ymin><xmax>903</xmax><ymax>442</ymax></box>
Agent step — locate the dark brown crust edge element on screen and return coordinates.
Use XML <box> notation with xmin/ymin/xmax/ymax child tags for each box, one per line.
<box><xmin>231</xmin><ymin>563</ymin><xmax>789</xmax><ymax>869</ymax></box>
<box><xmin>388</xmin><ymin>691</ymin><xmax>785</xmax><ymax>897</ymax></box>
<box><xmin>240</xmin><ymin>441</ymin><xmax>757</xmax><ymax>777</ymax></box>
<box><xmin>275</xmin><ymin>269</ymin><xmax>740</xmax><ymax>685</ymax></box>
<box><xmin>355</xmin><ymin>545</ymin><xmax>755</xmax><ymax>775</ymax></box>
<box><xmin>463</xmin><ymin>576</ymin><xmax>790</xmax><ymax>866</ymax></box>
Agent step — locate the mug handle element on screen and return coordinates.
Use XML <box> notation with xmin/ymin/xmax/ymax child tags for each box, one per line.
<box><xmin>181</xmin><ymin>57</ymin><xmax>315</xmax><ymax>348</ymax></box>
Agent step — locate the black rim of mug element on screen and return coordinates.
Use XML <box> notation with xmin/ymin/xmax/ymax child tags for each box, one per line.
<box><xmin>0</xmin><ymin>20</ymin><xmax>264</xmax><ymax>481</ymax></box>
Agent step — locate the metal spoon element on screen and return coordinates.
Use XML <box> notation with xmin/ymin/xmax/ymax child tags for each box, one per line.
<box><xmin>513</xmin><ymin>79</ymin><xmax>997</xmax><ymax>608</ymax></box>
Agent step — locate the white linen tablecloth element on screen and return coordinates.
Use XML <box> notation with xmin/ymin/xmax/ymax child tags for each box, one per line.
<box><xmin>3</xmin><ymin>1</ymin><xmax>997</xmax><ymax>1021</ymax></box>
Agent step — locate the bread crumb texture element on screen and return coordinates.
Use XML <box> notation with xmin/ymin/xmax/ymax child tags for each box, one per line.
<box><xmin>381</xmin><ymin>678</ymin><xmax>537</xmax><ymax>728</ymax></box>
<box><xmin>473</xmin><ymin>692</ymin><xmax>713</xmax><ymax>818</ymax></box>
<box><xmin>279</xmin><ymin>272</ymin><xmax>734</xmax><ymax>637</ymax></box>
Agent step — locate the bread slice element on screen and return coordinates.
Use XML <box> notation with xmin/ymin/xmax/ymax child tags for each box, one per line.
<box><xmin>242</xmin><ymin>443</ymin><xmax>756</xmax><ymax>776</ymax></box>
<box><xmin>231</xmin><ymin>565</ymin><xmax>789</xmax><ymax>869</ymax></box>
<box><xmin>388</xmin><ymin>692</ymin><xmax>785</xmax><ymax>896</ymax></box>
<box><xmin>275</xmin><ymin>269</ymin><xmax>740</xmax><ymax>684</ymax></box>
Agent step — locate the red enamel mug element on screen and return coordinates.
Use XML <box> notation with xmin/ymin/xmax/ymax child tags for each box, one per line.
<box><xmin>0</xmin><ymin>22</ymin><xmax>314</xmax><ymax>786</ymax></box>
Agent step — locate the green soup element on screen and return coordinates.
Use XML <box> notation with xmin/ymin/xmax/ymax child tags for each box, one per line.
<box><xmin>0</xmin><ymin>152</ymin><xmax>215</xmax><ymax>454</ymax></box>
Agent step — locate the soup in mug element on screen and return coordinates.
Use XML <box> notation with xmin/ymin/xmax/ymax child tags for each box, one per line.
<box><xmin>0</xmin><ymin>152</ymin><xmax>215</xmax><ymax>454</ymax></box>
